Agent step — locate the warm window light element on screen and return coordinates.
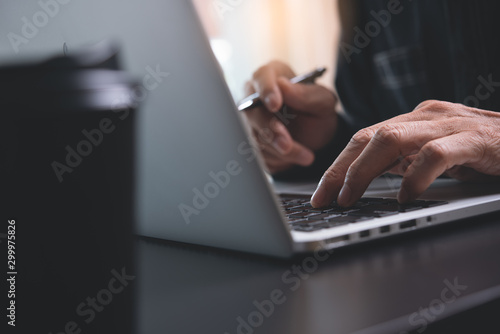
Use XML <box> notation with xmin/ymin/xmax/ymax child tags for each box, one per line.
<box><xmin>194</xmin><ymin>0</ymin><xmax>337</xmax><ymax>100</ymax></box>
<box><xmin>210</xmin><ymin>38</ymin><xmax>233</xmax><ymax>66</ymax></box>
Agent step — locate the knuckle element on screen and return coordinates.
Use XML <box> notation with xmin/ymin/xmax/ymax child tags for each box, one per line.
<box><xmin>419</xmin><ymin>100</ymin><xmax>450</xmax><ymax>113</ymax></box>
<box><xmin>268</xmin><ymin>60</ymin><xmax>284</xmax><ymax>68</ymax></box>
<box><xmin>351</xmin><ymin>128</ymin><xmax>374</xmax><ymax>146</ymax></box>
<box><xmin>269</xmin><ymin>60</ymin><xmax>292</xmax><ymax>74</ymax></box>
<box><xmin>414</xmin><ymin>99</ymin><xmax>439</xmax><ymax>110</ymax></box>
<box><xmin>252</xmin><ymin>60</ymin><xmax>284</xmax><ymax>80</ymax></box>
<box><xmin>373</xmin><ymin>124</ymin><xmax>402</xmax><ymax>147</ymax></box>
<box><xmin>321</xmin><ymin>168</ymin><xmax>344</xmax><ymax>185</ymax></box>
<box><xmin>467</xmin><ymin>131</ymin><xmax>488</xmax><ymax>160</ymax></box>
<box><xmin>252</xmin><ymin>65</ymin><xmax>269</xmax><ymax>80</ymax></box>
<box><xmin>422</xmin><ymin>141</ymin><xmax>448</xmax><ymax>161</ymax></box>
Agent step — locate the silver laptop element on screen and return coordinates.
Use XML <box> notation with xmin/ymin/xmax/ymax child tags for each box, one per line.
<box><xmin>2</xmin><ymin>0</ymin><xmax>499</xmax><ymax>257</ymax></box>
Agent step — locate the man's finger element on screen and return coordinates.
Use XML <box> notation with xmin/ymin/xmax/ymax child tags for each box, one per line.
<box><xmin>399</xmin><ymin>132</ymin><xmax>485</xmax><ymax>202</ymax></box>
<box><xmin>260</xmin><ymin>150</ymin><xmax>293</xmax><ymax>174</ymax></box>
<box><xmin>336</xmin><ymin>121</ymin><xmax>453</xmax><ymax>206</ymax></box>
<box><xmin>251</xmin><ymin>67</ymin><xmax>285</xmax><ymax>112</ymax></box>
<box><xmin>311</xmin><ymin>127</ymin><xmax>375</xmax><ymax>207</ymax></box>
<box><xmin>269</xmin><ymin>119</ymin><xmax>293</xmax><ymax>154</ymax></box>
<box><xmin>286</xmin><ymin>142</ymin><xmax>315</xmax><ymax>166</ymax></box>
<box><xmin>312</xmin><ymin>119</ymin><xmax>454</xmax><ymax>208</ymax></box>
<box><xmin>277</xmin><ymin>78</ymin><xmax>336</xmax><ymax>116</ymax></box>
<box><xmin>386</xmin><ymin>155</ymin><xmax>418</xmax><ymax>175</ymax></box>
<box><xmin>261</xmin><ymin>138</ymin><xmax>314</xmax><ymax>166</ymax></box>
<box><xmin>312</xmin><ymin>117</ymin><xmax>432</xmax><ymax>208</ymax></box>
<box><xmin>310</xmin><ymin>106</ymin><xmax>461</xmax><ymax>208</ymax></box>
<box><xmin>254</xmin><ymin>120</ymin><xmax>314</xmax><ymax>167</ymax></box>
<box><xmin>252</xmin><ymin>118</ymin><xmax>293</xmax><ymax>155</ymax></box>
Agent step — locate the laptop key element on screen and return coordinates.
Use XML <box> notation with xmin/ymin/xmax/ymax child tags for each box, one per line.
<box><xmin>331</xmin><ymin>201</ymin><xmax>369</xmax><ymax>209</ymax></box>
<box><xmin>283</xmin><ymin>197</ymin><xmax>445</xmax><ymax>223</ymax></box>
<box><xmin>307</xmin><ymin>213</ymin><xmax>342</xmax><ymax>221</ymax></box>
<box><xmin>357</xmin><ymin>197</ymin><xmax>391</xmax><ymax>204</ymax></box>
<box><xmin>288</xmin><ymin>212</ymin><xmax>321</xmax><ymax>219</ymax></box>
<box><xmin>296</xmin><ymin>199</ymin><xmax>310</xmax><ymax>204</ymax></box>
<box><xmin>371</xmin><ymin>203</ymin><xmax>407</xmax><ymax>211</ymax></box>
<box><xmin>292</xmin><ymin>225</ymin><xmax>325</xmax><ymax>232</ymax></box>
<box><xmin>326</xmin><ymin>215</ymin><xmax>370</xmax><ymax>225</ymax></box>
<box><xmin>290</xmin><ymin>220</ymin><xmax>327</xmax><ymax>227</ymax></box>
<box><xmin>288</xmin><ymin>218</ymin><xmax>308</xmax><ymax>223</ymax></box>
<box><xmin>283</xmin><ymin>204</ymin><xmax>302</xmax><ymax>209</ymax></box>
<box><xmin>352</xmin><ymin>202</ymin><xmax>422</xmax><ymax>214</ymax></box>
<box><xmin>306</xmin><ymin>208</ymin><xmax>337</xmax><ymax>213</ymax></box>
<box><xmin>286</xmin><ymin>206</ymin><xmax>307</xmax><ymax>212</ymax></box>
<box><xmin>284</xmin><ymin>199</ymin><xmax>303</xmax><ymax>204</ymax></box>
<box><xmin>348</xmin><ymin>209</ymin><xmax>399</xmax><ymax>218</ymax></box>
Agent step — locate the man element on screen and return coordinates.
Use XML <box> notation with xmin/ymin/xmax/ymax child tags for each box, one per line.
<box><xmin>243</xmin><ymin>0</ymin><xmax>500</xmax><ymax>208</ymax></box>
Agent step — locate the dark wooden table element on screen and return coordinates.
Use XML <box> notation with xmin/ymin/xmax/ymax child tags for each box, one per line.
<box><xmin>136</xmin><ymin>212</ymin><xmax>500</xmax><ymax>334</ymax></box>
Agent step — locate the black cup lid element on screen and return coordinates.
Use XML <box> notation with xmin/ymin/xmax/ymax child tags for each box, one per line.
<box><xmin>0</xmin><ymin>41</ymin><xmax>139</xmax><ymax>114</ymax></box>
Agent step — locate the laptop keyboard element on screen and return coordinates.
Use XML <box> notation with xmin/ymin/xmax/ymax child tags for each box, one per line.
<box><xmin>280</xmin><ymin>195</ymin><xmax>447</xmax><ymax>232</ymax></box>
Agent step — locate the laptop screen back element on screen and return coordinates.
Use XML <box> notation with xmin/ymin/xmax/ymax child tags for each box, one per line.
<box><xmin>0</xmin><ymin>0</ymin><xmax>294</xmax><ymax>257</ymax></box>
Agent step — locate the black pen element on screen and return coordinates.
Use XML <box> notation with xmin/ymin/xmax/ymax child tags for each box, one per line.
<box><xmin>237</xmin><ymin>67</ymin><xmax>327</xmax><ymax>111</ymax></box>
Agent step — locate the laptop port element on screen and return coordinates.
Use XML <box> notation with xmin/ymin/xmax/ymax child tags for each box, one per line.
<box><xmin>325</xmin><ymin>235</ymin><xmax>350</xmax><ymax>245</ymax></box>
<box><xmin>399</xmin><ymin>219</ymin><xmax>417</xmax><ymax>230</ymax></box>
<box><xmin>359</xmin><ymin>230</ymin><xmax>370</xmax><ymax>238</ymax></box>
<box><xmin>379</xmin><ymin>225</ymin><xmax>391</xmax><ymax>234</ymax></box>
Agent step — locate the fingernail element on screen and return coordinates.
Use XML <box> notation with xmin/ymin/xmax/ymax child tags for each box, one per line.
<box><xmin>264</xmin><ymin>92</ymin><xmax>279</xmax><ymax>111</ymax></box>
<box><xmin>311</xmin><ymin>184</ymin><xmax>326</xmax><ymax>208</ymax></box>
<box><xmin>398</xmin><ymin>188</ymin><xmax>409</xmax><ymax>203</ymax></box>
<box><xmin>338</xmin><ymin>183</ymin><xmax>352</xmax><ymax>206</ymax></box>
<box><xmin>272</xmin><ymin>135</ymin><xmax>289</xmax><ymax>154</ymax></box>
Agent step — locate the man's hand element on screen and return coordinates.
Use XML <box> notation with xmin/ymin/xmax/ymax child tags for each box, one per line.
<box><xmin>243</xmin><ymin>60</ymin><xmax>338</xmax><ymax>174</ymax></box>
<box><xmin>311</xmin><ymin>100</ymin><xmax>500</xmax><ymax>208</ymax></box>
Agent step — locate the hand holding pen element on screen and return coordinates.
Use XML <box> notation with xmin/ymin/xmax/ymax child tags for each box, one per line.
<box><xmin>238</xmin><ymin>67</ymin><xmax>327</xmax><ymax>111</ymax></box>
<box><xmin>241</xmin><ymin>61</ymin><xmax>338</xmax><ymax>175</ymax></box>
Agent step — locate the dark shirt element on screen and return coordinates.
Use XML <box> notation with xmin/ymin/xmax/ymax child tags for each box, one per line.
<box><xmin>337</xmin><ymin>0</ymin><xmax>500</xmax><ymax>128</ymax></box>
<box><xmin>275</xmin><ymin>0</ymin><xmax>500</xmax><ymax>180</ymax></box>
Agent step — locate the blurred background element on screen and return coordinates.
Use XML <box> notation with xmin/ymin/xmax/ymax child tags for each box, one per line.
<box><xmin>193</xmin><ymin>0</ymin><xmax>340</xmax><ymax>101</ymax></box>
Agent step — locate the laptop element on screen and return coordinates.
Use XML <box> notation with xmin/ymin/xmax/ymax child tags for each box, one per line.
<box><xmin>1</xmin><ymin>0</ymin><xmax>499</xmax><ymax>258</ymax></box>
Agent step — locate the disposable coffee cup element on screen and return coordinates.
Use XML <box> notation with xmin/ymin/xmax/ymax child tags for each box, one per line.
<box><xmin>1</xmin><ymin>45</ymin><xmax>139</xmax><ymax>333</ymax></box>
